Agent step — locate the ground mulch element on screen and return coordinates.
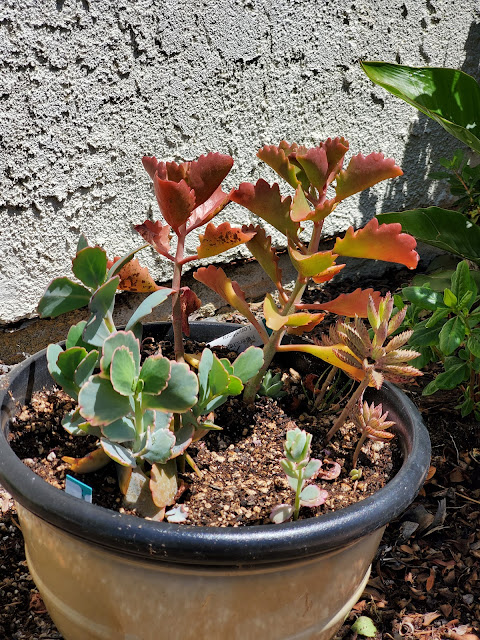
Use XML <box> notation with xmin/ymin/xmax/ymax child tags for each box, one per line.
<box><xmin>1</xmin><ymin>267</ymin><xmax>479</xmax><ymax>639</ymax></box>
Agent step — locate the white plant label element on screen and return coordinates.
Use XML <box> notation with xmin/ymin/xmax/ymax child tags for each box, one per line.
<box><xmin>207</xmin><ymin>324</ymin><xmax>264</xmax><ymax>353</ymax></box>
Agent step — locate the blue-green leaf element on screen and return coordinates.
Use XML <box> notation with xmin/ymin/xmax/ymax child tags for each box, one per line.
<box><xmin>110</xmin><ymin>346</ymin><xmax>137</xmax><ymax>396</ymax></box>
<box><xmin>232</xmin><ymin>346</ymin><xmax>264</xmax><ymax>383</ymax></box>
<box><xmin>38</xmin><ymin>277</ymin><xmax>91</xmax><ymax>318</ymax></box>
<box><xmin>72</xmin><ymin>246</ymin><xmax>108</xmax><ymax>290</ymax></box>
<box><xmin>125</xmin><ymin>288</ymin><xmax>174</xmax><ymax>337</ymax></box>
<box><xmin>79</xmin><ymin>375</ymin><xmax>132</xmax><ymax>426</ymax></box>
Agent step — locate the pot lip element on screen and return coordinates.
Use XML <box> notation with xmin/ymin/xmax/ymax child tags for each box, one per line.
<box><xmin>0</xmin><ymin>321</ymin><xmax>431</xmax><ymax>566</ymax></box>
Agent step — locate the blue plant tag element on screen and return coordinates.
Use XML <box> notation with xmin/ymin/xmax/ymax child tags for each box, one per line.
<box><xmin>65</xmin><ymin>475</ymin><xmax>93</xmax><ymax>503</ymax></box>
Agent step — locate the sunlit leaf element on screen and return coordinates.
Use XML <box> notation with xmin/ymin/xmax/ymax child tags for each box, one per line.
<box><xmin>319</xmin><ymin>288</ymin><xmax>382</xmax><ymax>317</ymax></box>
<box><xmin>79</xmin><ymin>375</ymin><xmax>132</xmax><ymax>426</ymax></box>
<box><xmin>83</xmin><ymin>277</ymin><xmax>119</xmax><ymax>347</ymax></box>
<box><xmin>333</xmin><ymin>217</ymin><xmax>419</xmax><ymax>269</ymax></box>
<box><xmin>142</xmin><ymin>361</ymin><xmax>198</xmax><ymax>412</ymax></box>
<box><xmin>110</xmin><ymin>346</ymin><xmax>137</xmax><ymax>396</ymax></box>
<box><xmin>231</xmin><ymin>179</ymin><xmax>299</xmax><ymax>239</ymax></box>
<box><xmin>335</xmin><ymin>152</ymin><xmax>403</xmax><ymax>201</ymax></box>
<box><xmin>197</xmin><ymin>222</ymin><xmax>256</xmax><ymax>258</ymax></box>
<box><xmin>134</xmin><ymin>220</ymin><xmax>172</xmax><ymax>257</ymax></box>
<box><xmin>125</xmin><ymin>288</ymin><xmax>174</xmax><ymax>337</ymax></box>
<box><xmin>154</xmin><ymin>176</ymin><xmax>195</xmax><ymax>230</ymax></box>
<box><xmin>139</xmin><ymin>354</ymin><xmax>170</xmax><ymax>394</ymax></box>
<box><xmin>72</xmin><ymin>246</ymin><xmax>108</xmax><ymax>290</ymax></box>
<box><xmin>243</xmin><ymin>225</ymin><xmax>283</xmax><ymax>288</ymax></box>
<box><xmin>257</xmin><ymin>144</ymin><xmax>302</xmax><ymax>189</ymax></box>
<box><xmin>187</xmin><ymin>187</ymin><xmax>231</xmax><ymax>230</ymax></box>
<box><xmin>150</xmin><ymin>459</ymin><xmax>178</xmax><ymax>508</ymax></box>
<box><xmin>38</xmin><ymin>277</ymin><xmax>91</xmax><ymax>318</ymax></box>
<box><xmin>288</xmin><ymin>246</ymin><xmax>337</xmax><ymax>278</ymax></box>
<box><xmin>312</xmin><ymin>263</ymin><xmax>346</xmax><ymax>284</ymax></box>
<box><xmin>186</xmin><ymin>152</ymin><xmax>234</xmax><ymax>207</ymax></box>
<box><xmin>361</xmin><ymin>62</ymin><xmax>480</xmax><ymax>153</ymax></box>
<box><xmin>107</xmin><ymin>257</ymin><xmax>160</xmax><ymax>292</ymax></box>
<box><xmin>62</xmin><ymin>448</ymin><xmax>110</xmax><ymax>473</ymax></box>
<box><xmin>264</xmin><ymin>294</ymin><xmax>323</xmax><ymax>331</ymax></box>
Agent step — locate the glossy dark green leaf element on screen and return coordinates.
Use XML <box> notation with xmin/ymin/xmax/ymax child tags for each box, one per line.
<box><xmin>72</xmin><ymin>246</ymin><xmax>108</xmax><ymax>289</ymax></box>
<box><xmin>402</xmin><ymin>286</ymin><xmax>443</xmax><ymax>311</ymax></box>
<box><xmin>425</xmin><ymin>307</ymin><xmax>450</xmax><ymax>328</ymax></box>
<box><xmin>439</xmin><ymin>316</ymin><xmax>466</xmax><ymax>355</ymax></box>
<box><xmin>377</xmin><ymin>208</ymin><xmax>480</xmax><ymax>265</ymax></box>
<box><xmin>422</xmin><ymin>357</ymin><xmax>468</xmax><ymax>395</ymax></box>
<box><xmin>361</xmin><ymin>62</ymin><xmax>480</xmax><ymax>153</ymax></box>
<box><xmin>451</xmin><ymin>260</ymin><xmax>473</xmax><ymax>302</ymax></box>
<box><xmin>38</xmin><ymin>278</ymin><xmax>91</xmax><ymax>318</ymax></box>
<box><xmin>409</xmin><ymin>320</ymin><xmax>441</xmax><ymax>348</ymax></box>
<box><xmin>467</xmin><ymin>332</ymin><xmax>480</xmax><ymax>358</ymax></box>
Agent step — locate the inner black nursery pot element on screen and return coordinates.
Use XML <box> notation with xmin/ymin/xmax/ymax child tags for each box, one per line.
<box><xmin>0</xmin><ymin>322</ymin><xmax>431</xmax><ymax>640</ymax></box>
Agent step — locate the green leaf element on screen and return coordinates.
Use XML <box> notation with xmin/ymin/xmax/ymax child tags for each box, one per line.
<box><xmin>443</xmin><ymin>288</ymin><xmax>457</xmax><ymax>308</ymax></box>
<box><xmin>78</xmin><ymin>375</ymin><xmax>132</xmax><ymax>426</ymax></box>
<box><xmin>402</xmin><ymin>286</ymin><xmax>443</xmax><ymax>311</ymax></box>
<box><xmin>54</xmin><ymin>347</ymin><xmax>89</xmax><ymax>399</ymax></box>
<box><xmin>110</xmin><ymin>346</ymin><xmax>137</xmax><ymax>396</ymax></box>
<box><xmin>101</xmin><ymin>331</ymin><xmax>141</xmax><ymax>374</ymax></box>
<box><xmin>232</xmin><ymin>346</ymin><xmax>264</xmax><ymax>383</ymax></box>
<box><xmin>411</xmin><ymin>346</ymin><xmax>434</xmax><ymax>369</ymax></box>
<box><xmin>198</xmin><ymin>348</ymin><xmax>213</xmax><ymax>406</ymax></box>
<box><xmin>76</xmin><ymin>234</ymin><xmax>89</xmax><ymax>252</ymax></box>
<box><xmin>139</xmin><ymin>355</ymin><xmax>170</xmax><ymax>394</ymax></box>
<box><xmin>142</xmin><ymin>362</ymin><xmax>198</xmax><ymax>412</ymax></box>
<box><xmin>425</xmin><ymin>307</ymin><xmax>450</xmax><ymax>328</ymax></box>
<box><xmin>125</xmin><ymin>288</ymin><xmax>174</xmax><ymax>338</ymax></box>
<box><xmin>38</xmin><ymin>277</ymin><xmax>91</xmax><ymax>318</ymax></box>
<box><xmin>439</xmin><ymin>316</ymin><xmax>466</xmax><ymax>355</ymax></box>
<box><xmin>100</xmin><ymin>438</ymin><xmax>137</xmax><ymax>467</ymax></box>
<box><xmin>423</xmin><ymin>357</ymin><xmax>468</xmax><ymax>394</ymax></box>
<box><xmin>66</xmin><ymin>321</ymin><xmax>93</xmax><ymax>350</ymax></box>
<box><xmin>458</xmin><ymin>395</ymin><xmax>474</xmax><ymax>417</ymax></box>
<box><xmin>467</xmin><ymin>332</ymin><xmax>480</xmax><ymax>358</ymax></box>
<box><xmin>83</xmin><ymin>277</ymin><xmax>119</xmax><ymax>347</ymax></box>
<box><xmin>451</xmin><ymin>260</ymin><xmax>473</xmax><ymax>302</ymax></box>
<box><xmin>72</xmin><ymin>247</ymin><xmax>108</xmax><ymax>289</ymax></box>
<box><xmin>141</xmin><ymin>429</ymin><xmax>176</xmax><ymax>464</ymax></box>
<box><xmin>351</xmin><ymin>615</ymin><xmax>378</xmax><ymax>637</ymax></box>
<box><xmin>361</xmin><ymin>62</ymin><xmax>480</xmax><ymax>153</ymax></box>
<box><xmin>74</xmin><ymin>350</ymin><xmax>99</xmax><ymax>388</ymax></box>
<box><xmin>409</xmin><ymin>320</ymin><xmax>440</xmax><ymax>348</ymax></box>
<box><xmin>377</xmin><ymin>208</ymin><xmax>480</xmax><ymax>265</ymax></box>
<box><xmin>102</xmin><ymin>416</ymin><xmax>136</xmax><ymax>443</ymax></box>
<box><xmin>209</xmin><ymin>354</ymin><xmax>230</xmax><ymax>397</ymax></box>
<box><xmin>62</xmin><ymin>408</ymin><xmax>100</xmax><ymax>437</ymax></box>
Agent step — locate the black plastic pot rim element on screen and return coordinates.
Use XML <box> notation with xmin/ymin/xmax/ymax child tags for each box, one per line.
<box><xmin>0</xmin><ymin>322</ymin><xmax>431</xmax><ymax>567</ymax></box>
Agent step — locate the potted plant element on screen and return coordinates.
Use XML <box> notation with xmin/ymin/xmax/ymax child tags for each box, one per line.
<box><xmin>0</xmin><ymin>140</ymin><xmax>431</xmax><ymax>640</ymax></box>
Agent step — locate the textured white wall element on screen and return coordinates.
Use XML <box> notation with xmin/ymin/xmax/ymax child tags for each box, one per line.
<box><xmin>1</xmin><ymin>0</ymin><xmax>479</xmax><ymax>324</ymax></box>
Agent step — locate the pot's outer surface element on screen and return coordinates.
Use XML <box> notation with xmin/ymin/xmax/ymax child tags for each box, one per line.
<box><xmin>0</xmin><ymin>322</ymin><xmax>431</xmax><ymax>640</ymax></box>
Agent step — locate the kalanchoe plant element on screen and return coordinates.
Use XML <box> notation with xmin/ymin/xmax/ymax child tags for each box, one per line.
<box><xmin>270</xmin><ymin>428</ymin><xmax>328</xmax><ymax>524</ymax></box>
<box><xmin>38</xmin><ymin>139</ymin><xmax>422</xmax><ymax>522</ymax></box>
<box><xmin>351</xmin><ymin>401</ymin><xmax>395</xmax><ymax>468</ymax></box>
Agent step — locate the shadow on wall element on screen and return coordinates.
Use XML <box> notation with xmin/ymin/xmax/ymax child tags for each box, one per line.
<box><xmin>358</xmin><ymin>20</ymin><xmax>480</xmax><ymax>223</ymax></box>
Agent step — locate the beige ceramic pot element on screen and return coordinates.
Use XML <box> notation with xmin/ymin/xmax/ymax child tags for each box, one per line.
<box><xmin>0</xmin><ymin>322</ymin><xmax>431</xmax><ymax>640</ymax></box>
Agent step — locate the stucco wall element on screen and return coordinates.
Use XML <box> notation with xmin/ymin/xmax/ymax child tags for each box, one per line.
<box><xmin>1</xmin><ymin>0</ymin><xmax>479</xmax><ymax>324</ymax></box>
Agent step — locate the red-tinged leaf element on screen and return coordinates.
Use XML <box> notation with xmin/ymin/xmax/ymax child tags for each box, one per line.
<box><xmin>263</xmin><ymin>294</ymin><xmax>323</xmax><ymax>331</ymax></box>
<box><xmin>289</xmin><ymin>245</ymin><xmax>338</xmax><ymax>278</ymax></box>
<box><xmin>294</xmin><ymin>197</ymin><xmax>338</xmax><ymax>223</ymax></box>
<box><xmin>323</xmin><ymin>137</ymin><xmax>349</xmax><ymax>185</ymax></box>
<box><xmin>197</xmin><ymin>222</ymin><xmax>256</xmax><ymax>258</ymax></box>
<box><xmin>165</xmin><ymin>159</ymin><xmax>187</xmax><ymax>182</ymax></box>
<box><xmin>257</xmin><ymin>143</ymin><xmax>302</xmax><ymax>189</ymax></box>
<box><xmin>286</xmin><ymin>314</ymin><xmax>324</xmax><ymax>335</ymax></box>
<box><xmin>334</xmin><ymin>218</ymin><xmax>419</xmax><ymax>269</ymax></box>
<box><xmin>142</xmin><ymin>156</ymin><xmax>163</xmax><ymax>180</ymax></box>
<box><xmin>180</xmin><ymin>286</ymin><xmax>201</xmax><ymax>336</ymax></box>
<box><xmin>134</xmin><ymin>220</ymin><xmax>172</xmax><ymax>257</ymax></box>
<box><xmin>186</xmin><ymin>152</ymin><xmax>234</xmax><ymax>207</ymax></box>
<box><xmin>312</xmin><ymin>263</ymin><xmax>346</xmax><ymax>283</ymax></box>
<box><xmin>244</xmin><ymin>225</ymin><xmax>283</xmax><ymax>288</ymax></box>
<box><xmin>290</xmin><ymin>185</ymin><xmax>312</xmax><ymax>222</ymax></box>
<box><xmin>319</xmin><ymin>288</ymin><xmax>382</xmax><ymax>317</ymax></box>
<box><xmin>107</xmin><ymin>257</ymin><xmax>160</xmax><ymax>292</ymax></box>
<box><xmin>62</xmin><ymin>448</ymin><xmax>110</xmax><ymax>473</ymax></box>
<box><xmin>295</xmin><ymin>146</ymin><xmax>329</xmax><ymax>191</ymax></box>
<box><xmin>281</xmin><ymin>343</ymin><xmax>365</xmax><ymax>381</ymax></box>
<box><xmin>154</xmin><ymin>176</ymin><xmax>195</xmax><ymax>230</ymax></box>
<box><xmin>231</xmin><ymin>179</ymin><xmax>299</xmax><ymax>239</ymax></box>
<box><xmin>335</xmin><ymin>152</ymin><xmax>403</xmax><ymax>201</ymax></box>
<box><xmin>193</xmin><ymin>265</ymin><xmax>260</xmax><ymax>328</ymax></box>
<box><xmin>187</xmin><ymin>187</ymin><xmax>231</xmax><ymax>230</ymax></box>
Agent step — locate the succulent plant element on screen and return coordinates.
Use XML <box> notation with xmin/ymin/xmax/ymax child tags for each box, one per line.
<box><xmin>38</xmin><ymin>138</ymin><xmax>422</xmax><ymax>521</ymax></box>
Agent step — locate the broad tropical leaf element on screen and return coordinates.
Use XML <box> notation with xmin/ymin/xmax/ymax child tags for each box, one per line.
<box><xmin>361</xmin><ymin>62</ymin><xmax>480</xmax><ymax>154</ymax></box>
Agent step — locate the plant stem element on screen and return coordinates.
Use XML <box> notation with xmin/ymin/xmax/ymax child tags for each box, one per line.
<box><xmin>352</xmin><ymin>431</ymin><xmax>368</xmax><ymax>468</ymax></box>
<box><xmin>243</xmin><ymin>278</ymin><xmax>307</xmax><ymax>404</ymax></box>
<box><xmin>314</xmin><ymin>366</ymin><xmax>338</xmax><ymax>409</ymax></box>
<box><xmin>134</xmin><ymin>396</ymin><xmax>143</xmax><ymax>450</ymax></box>
<box><xmin>172</xmin><ymin>232</ymin><xmax>186</xmax><ymax>363</ymax></box>
<box><xmin>293</xmin><ymin>473</ymin><xmax>303</xmax><ymax>520</ymax></box>
<box><xmin>325</xmin><ymin>374</ymin><xmax>370</xmax><ymax>442</ymax></box>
